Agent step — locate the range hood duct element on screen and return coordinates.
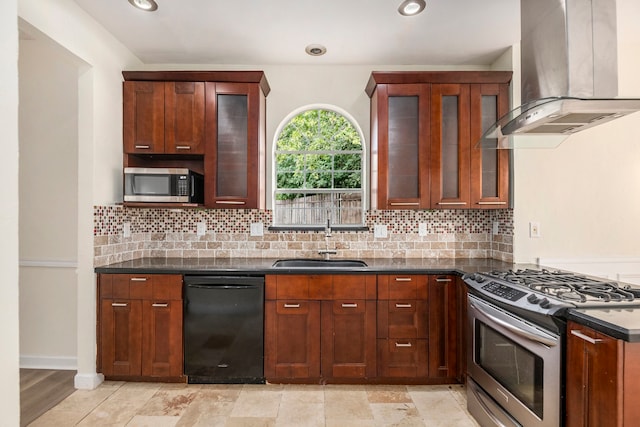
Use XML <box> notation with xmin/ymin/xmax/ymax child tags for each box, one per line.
<box><xmin>481</xmin><ymin>0</ymin><xmax>640</xmax><ymax>149</ymax></box>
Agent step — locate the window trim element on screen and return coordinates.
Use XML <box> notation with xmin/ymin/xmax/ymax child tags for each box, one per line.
<box><xmin>271</xmin><ymin>104</ymin><xmax>367</xmax><ymax>228</ymax></box>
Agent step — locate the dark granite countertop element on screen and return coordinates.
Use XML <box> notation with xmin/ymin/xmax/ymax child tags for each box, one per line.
<box><xmin>567</xmin><ymin>308</ymin><xmax>640</xmax><ymax>343</ymax></box>
<box><xmin>94</xmin><ymin>257</ymin><xmax>516</xmax><ymax>275</ymax></box>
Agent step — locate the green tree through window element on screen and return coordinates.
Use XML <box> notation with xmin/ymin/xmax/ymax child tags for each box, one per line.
<box><xmin>274</xmin><ymin>108</ymin><xmax>363</xmax><ymax>226</ymax></box>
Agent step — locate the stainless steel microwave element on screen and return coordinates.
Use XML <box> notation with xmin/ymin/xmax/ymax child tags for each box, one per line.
<box><xmin>124</xmin><ymin>167</ymin><xmax>204</xmax><ymax>203</ymax></box>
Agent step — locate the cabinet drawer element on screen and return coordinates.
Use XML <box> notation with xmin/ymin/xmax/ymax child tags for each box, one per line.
<box><xmin>377</xmin><ymin>275</ymin><xmax>428</xmax><ymax>300</ymax></box>
<box><xmin>99</xmin><ymin>274</ymin><xmax>182</xmax><ymax>300</ymax></box>
<box><xmin>377</xmin><ymin>338</ymin><xmax>428</xmax><ymax>378</ymax></box>
<box><xmin>266</xmin><ymin>275</ymin><xmax>375</xmax><ymax>300</ymax></box>
<box><xmin>377</xmin><ymin>300</ymin><xmax>428</xmax><ymax>338</ymax></box>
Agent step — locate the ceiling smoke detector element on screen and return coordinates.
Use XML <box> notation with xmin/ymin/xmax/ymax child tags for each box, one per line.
<box><xmin>128</xmin><ymin>0</ymin><xmax>158</xmax><ymax>12</ymax></box>
<box><xmin>398</xmin><ymin>0</ymin><xmax>426</xmax><ymax>16</ymax></box>
<box><xmin>305</xmin><ymin>44</ymin><xmax>327</xmax><ymax>57</ymax></box>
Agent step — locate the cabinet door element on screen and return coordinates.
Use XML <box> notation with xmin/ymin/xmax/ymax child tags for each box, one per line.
<box><xmin>373</xmin><ymin>84</ymin><xmax>430</xmax><ymax>209</ymax></box>
<box><xmin>205</xmin><ymin>82</ymin><xmax>262</xmax><ymax>208</ymax></box>
<box><xmin>430</xmin><ymin>84</ymin><xmax>471</xmax><ymax>209</ymax></box>
<box><xmin>428</xmin><ymin>275</ymin><xmax>459</xmax><ymax>379</ymax></box>
<box><xmin>141</xmin><ymin>299</ymin><xmax>183</xmax><ymax>377</ymax></box>
<box><xmin>321</xmin><ymin>300</ymin><xmax>377</xmax><ymax>379</ymax></box>
<box><xmin>164</xmin><ymin>82</ymin><xmax>205</xmax><ymax>154</ymax></box>
<box><xmin>566</xmin><ymin>322</ymin><xmax>620</xmax><ymax>427</ymax></box>
<box><xmin>123</xmin><ymin>81</ymin><xmax>165</xmax><ymax>154</ymax></box>
<box><xmin>470</xmin><ymin>84</ymin><xmax>510</xmax><ymax>208</ymax></box>
<box><xmin>100</xmin><ymin>299</ymin><xmax>142</xmax><ymax>376</ymax></box>
<box><xmin>264</xmin><ymin>300</ymin><xmax>321</xmax><ymax>379</ymax></box>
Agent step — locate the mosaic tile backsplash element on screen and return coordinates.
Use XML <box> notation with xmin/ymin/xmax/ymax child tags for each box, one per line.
<box><xmin>94</xmin><ymin>206</ymin><xmax>514</xmax><ymax>266</ymax></box>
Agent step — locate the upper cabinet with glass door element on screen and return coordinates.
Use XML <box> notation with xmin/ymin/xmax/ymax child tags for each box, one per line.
<box><xmin>366</xmin><ymin>71</ymin><xmax>512</xmax><ymax>210</ymax></box>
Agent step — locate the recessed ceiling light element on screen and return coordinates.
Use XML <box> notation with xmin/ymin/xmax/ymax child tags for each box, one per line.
<box><xmin>128</xmin><ymin>0</ymin><xmax>158</xmax><ymax>11</ymax></box>
<box><xmin>398</xmin><ymin>0</ymin><xmax>426</xmax><ymax>16</ymax></box>
<box><xmin>305</xmin><ymin>44</ymin><xmax>327</xmax><ymax>57</ymax></box>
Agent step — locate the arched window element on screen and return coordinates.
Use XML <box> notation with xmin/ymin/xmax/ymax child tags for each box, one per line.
<box><xmin>273</xmin><ymin>106</ymin><xmax>364</xmax><ymax>226</ymax></box>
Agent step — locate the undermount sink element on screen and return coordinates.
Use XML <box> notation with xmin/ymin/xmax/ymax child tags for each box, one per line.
<box><xmin>272</xmin><ymin>259</ymin><xmax>368</xmax><ymax>268</ymax></box>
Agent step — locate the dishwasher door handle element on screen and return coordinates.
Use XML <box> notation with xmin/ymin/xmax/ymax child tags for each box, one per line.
<box><xmin>186</xmin><ymin>284</ymin><xmax>260</xmax><ymax>290</ymax></box>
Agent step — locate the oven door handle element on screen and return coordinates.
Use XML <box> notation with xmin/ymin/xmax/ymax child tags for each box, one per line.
<box><xmin>470</xmin><ymin>300</ymin><xmax>559</xmax><ymax>347</ymax></box>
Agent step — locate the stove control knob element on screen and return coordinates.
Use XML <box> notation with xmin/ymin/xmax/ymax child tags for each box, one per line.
<box><xmin>527</xmin><ymin>294</ymin><xmax>540</xmax><ymax>304</ymax></box>
<box><xmin>474</xmin><ymin>274</ymin><xmax>485</xmax><ymax>283</ymax></box>
<box><xmin>539</xmin><ymin>298</ymin><xmax>552</xmax><ymax>309</ymax></box>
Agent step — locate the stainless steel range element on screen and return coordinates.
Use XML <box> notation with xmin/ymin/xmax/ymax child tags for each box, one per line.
<box><xmin>463</xmin><ymin>269</ymin><xmax>640</xmax><ymax>427</ymax></box>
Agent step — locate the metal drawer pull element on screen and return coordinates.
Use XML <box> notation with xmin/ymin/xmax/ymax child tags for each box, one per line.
<box><xmin>436</xmin><ymin>278</ymin><xmax>452</xmax><ymax>282</ymax></box>
<box><xmin>437</xmin><ymin>202</ymin><xmax>467</xmax><ymax>205</ymax></box>
<box><xmin>394</xmin><ymin>277</ymin><xmax>412</xmax><ymax>282</ymax></box>
<box><xmin>175</xmin><ymin>145</ymin><xmax>191</xmax><ymax>150</ymax></box>
<box><xmin>395</xmin><ymin>342</ymin><xmax>412</xmax><ymax>348</ymax></box>
<box><xmin>134</xmin><ymin>145</ymin><xmax>150</xmax><ymax>149</ymax></box>
<box><xmin>477</xmin><ymin>201</ymin><xmax>507</xmax><ymax>205</ymax></box>
<box><xmin>341</xmin><ymin>303</ymin><xmax>358</xmax><ymax>308</ymax></box>
<box><xmin>152</xmin><ymin>303</ymin><xmax>169</xmax><ymax>308</ymax></box>
<box><xmin>130</xmin><ymin>277</ymin><xmax>147</xmax><ymax>282</ymax></box>
<box><xmin>395</xmin><ymin>303</ymin><xmax>413</xmax><ymax>308</ymax></box>
<box><xmin>390</xmin><ymin>202</ymin><xmax>419</xmax><ymax>206</ymax></box>
<box><xmin>570</xmin><ymin>329</ymin><xmax>603</xmax><ymax>344</ymax></box>
<box><xmin>283</xmin><ymin>303</ymin><xmax>300</xmax><ymax>308</ymax></box>
<box><xmin>111</xmin><ymin>303</ymin><xmax>128</xmax><ymax>307</ymax></box>
<box><xmin>216</xmin><ymin>200</ymin><xmax>246</xmax><ymax>205</ymax></box>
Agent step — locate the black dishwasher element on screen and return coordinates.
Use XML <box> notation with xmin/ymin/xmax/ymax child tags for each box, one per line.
<box><xmin>184</xmin><ymin>275</ymin><xmax>264</xmax><ymax>384</ymax></box>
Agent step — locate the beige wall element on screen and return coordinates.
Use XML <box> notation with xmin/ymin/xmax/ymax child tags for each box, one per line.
<box><xmin>512</xmin><ymin>0</ymin><xmax>640</xmax><ymax>263</ymax></box>
<box><xmin>18</xmin><ymin>34</ymin><xmax>79</xmax><ymax>367</ymax></box>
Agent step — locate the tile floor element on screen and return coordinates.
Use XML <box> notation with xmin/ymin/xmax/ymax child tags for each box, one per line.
<box><xmin>29</xmin><ymin>382</ymin><xmax>480</xmax><ymax>426</ymax></box>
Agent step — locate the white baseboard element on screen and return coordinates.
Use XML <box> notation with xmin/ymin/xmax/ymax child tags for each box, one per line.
<box><xmin>20</xmin><ymin>355</ymin><xmax>77</xmax><ymax>370</ymax></box>
<box><xmin>74</xmin><ymin>373</ymin><xmax>104</xmax><ymax>390</ymax></box>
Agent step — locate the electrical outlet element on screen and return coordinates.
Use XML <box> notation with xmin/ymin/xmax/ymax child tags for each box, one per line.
<box><xmin>197</xmin><ymin>222</ymin><xmax>207</xmax><ymax>236</ymax></box>
<box><xmin>123</xmin><ymin>222</ymin><xmax>131</xmax><ymax>238</ymax></box>
<box><xmin>250</xmin><ymin>222</ymin><xmax>264</xmax><ymax>237</ymax></box>
<box><xmin>419</xmin><ymin>223</ymin><xmax>428</xmax><ymax>236</ymax></box>
<box><xmin>374</xmin><ymin>224</ymin><xmax>388</xmax><ymax>238</ymax></box>
<box><xmin>529</xmin><ymin>221</ymin><xmax>541</xmax><ymax>238</ymax></box>
<box><xmin>493</xmin><ymin>221</ymin><xmax>500</xmax><ymax>235</ymax></box>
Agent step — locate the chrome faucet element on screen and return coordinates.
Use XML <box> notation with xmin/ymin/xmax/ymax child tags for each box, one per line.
<box><xmin>318</xmin><ymin>214</ymin><xmax>337</xmax><ymax>260</ymax></box>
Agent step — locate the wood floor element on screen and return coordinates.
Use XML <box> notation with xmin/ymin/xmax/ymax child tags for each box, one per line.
<box><xmin>20</xmin><ymin>369</ymin><xmax>76</xmax><ymax>427</ymax></box>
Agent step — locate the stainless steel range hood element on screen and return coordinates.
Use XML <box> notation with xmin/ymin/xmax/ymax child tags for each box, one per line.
<box><xmin>480</xmin><ymin>0</ymin><xmax>640</xmax><ymax>149</ymax></box>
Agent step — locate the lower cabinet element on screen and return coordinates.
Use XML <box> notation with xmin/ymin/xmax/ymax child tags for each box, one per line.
<box><xmin>98</xmin><ymin>274</ymin><xmax>184</xmax><ymax>380</ymax></box>
<box><xmin>264</xmin><ymin>274</ymin><xmax>377</xmax><ymax>382</ymax></box>
<box><xmin>428</xmin><ymin>274</ymin><xmax>461</xmax><ymax>381</ymax></box>
<box><xmin>566</xmin><ymin>321</ymin><xmax>640</xmax><ymax>426</ymax></box>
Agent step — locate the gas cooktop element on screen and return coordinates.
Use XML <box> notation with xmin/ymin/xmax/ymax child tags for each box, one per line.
<box><xmin>464</xmin><ymin>268</ymin><xmax>640</xmax><ymax>319</ymax></box>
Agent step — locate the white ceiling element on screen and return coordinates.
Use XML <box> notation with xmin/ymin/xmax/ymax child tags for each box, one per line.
<box><xmin>72</xmin><ymin>0</ymin><xmax>520</xmax><ymax>66</ymax></box>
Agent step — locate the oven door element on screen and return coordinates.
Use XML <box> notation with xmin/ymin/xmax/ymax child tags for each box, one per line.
<box><xmin>467</xmin><ymin>294</ymin><xmax>561</xmax><ymax>427</ymax></box>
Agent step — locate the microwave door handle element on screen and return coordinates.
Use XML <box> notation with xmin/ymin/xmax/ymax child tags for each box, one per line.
<box><xmin>191</xmin><ymin>174</ymin><xmax>195</xmax><ymax>197</ymax></box>
<box><xmin>469</xmin><ymin>301</ymin><xmax>558</xmax><ymax>347</ymax></box>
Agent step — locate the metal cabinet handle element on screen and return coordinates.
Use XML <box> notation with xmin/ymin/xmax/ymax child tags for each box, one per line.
<box><xmin>570</xmin><ymin>329</ymin><xmax>603</xmax><ymax>344</ymax></box>
<box><xmin>134</xmin><ymin>145</ymin><xmax>150</xmax><ymax>149</ymax></box>
<box><xmin>175</xmin><ymin>145</ymin><xmax>191</xmax><ymax>150</ymax></box>
<box><xmin>395</xmin><ymin>342</ymin><xmax>412</xmax><ymax>348</ymax></box>
<box><xmin>216</xmin><ymin>201</ymin><xmax>246</xmax><ymax>205</ymax></box>
<box><xmin>436</xmin><ymin>278</ymin><xmax>452</xmax><ymax>282</ymax></box>
<box><xmin>477</xmin><ymin>201</ymin><xmax>507</xmax><ymax>205</ymax></box>
<box><xmin>341</xmin><ymin>303</ymin><xmax>358</xmax><ymax>308</ymax></box>
<box><xmin>390</xmin><ymin>202</ymin><xmax>419</xmax><ymax>206</ymax></box>
<box><xmin>437</xmin><ymin>202</ymin><xmax>467</xmax><ymax>205</ymax></box>
<box><xmin>394</xmin><ymin>277</ymin><xmax>412</xmax><ymax>282</ymax></box>
<box><xmin>283</xmin><ymin>303</ymin><xmax>300</xmax><ymax>308</ymax></box>
<box><xmin>395</xmin><ymin>303</ymin><xmax>412</xmax><ymax>308</ymax></box>
<box><xmin>152</xmin><ymin>303</ymin><xmax>169</xmax><ymax>308</ymax></box>
<box><xmin>111</xmin><ymin>302</ymin><xmax>128</xmax><ymax>307</ymax></box>
<box><xmin>130</xmin><ymin>277</ymin><xmax>147</xmax><ymax>282</ymax></box>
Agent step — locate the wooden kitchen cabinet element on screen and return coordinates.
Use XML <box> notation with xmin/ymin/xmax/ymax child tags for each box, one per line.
<box><xmin>366</xmin><ymin>71</ymin><xmax>512</xmax><ymax>210</ymax></box>
<box><xmin>123</xmin><ymin>81</ymin><xmax>205</xmax><ymax>155</ymax></box>
<box><xmin>97</xmin><ymin>273</ymin><xmax>184</xmax><ymax>381</ymax></box>
<box><xmin>377</xmin><ymin>274</ymin><xmax>429</xmax><ymax>378</ymax></box>
<box><xmin>566</xmin><ymin>321</ymin><xmax>640</xmax><ymax>427</ymax></box>
<box><xmin>122</xmin><ymin>71</ymin><xmax>269</xmax><ymax>209</ymax></box>
<box><xmin>428</xmin><ymin>274</ymin><xmax>461</xmax><ymax>381</ymax></box>
<box><xmin>264</xmin><ymin>274</ymin><xmax>377</xmax><ymax>382</ymax></box>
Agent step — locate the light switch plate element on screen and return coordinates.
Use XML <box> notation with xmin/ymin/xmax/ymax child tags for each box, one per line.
<box><xmin>250</xmin><ymin>222</ymin><xmax>264</xmax><ymax>236</ymax></box>
<box><xmin>197</xmin><ymin>222</ymin><xmax>207</xmax><ymax>236</ymax></box>
<box><xmin>123</xmin><ymin>222</ymin><xmax>131</xmax><ymax>238</ymax></box>
<box><xmin>493</xmin><ymin>221</ymin><xmax>500</xmax><ymax>235</ymax></box>
<box><xmin>374</xmin><ymin>224</ymin><xmax>388</xmax><ymax>238</ymax></box>
<box><xmin>419</xmin><ymin>223</ymin><xmax>428</xmax><ymax>236</ymax></box>
<box><xmin>529</xmin><ymin>221</ymin><xmax>541</xmax><ymax>238</ymax></box>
